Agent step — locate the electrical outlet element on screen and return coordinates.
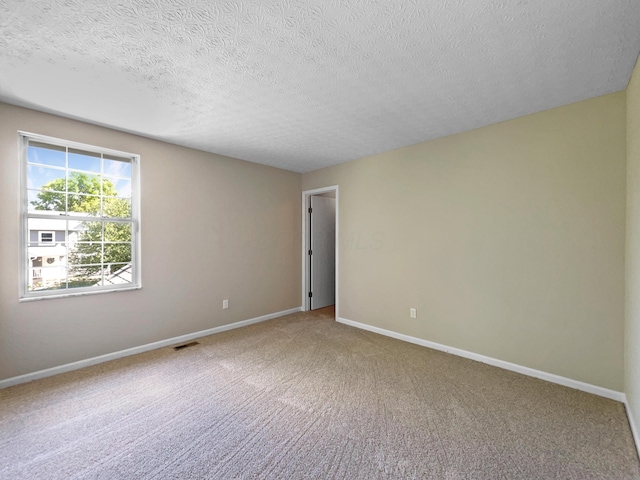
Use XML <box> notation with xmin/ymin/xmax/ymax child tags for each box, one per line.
<box><xmin>410</xmin><ymin>308</ymin><xmax>417</xmax><ymax>319</ymax></box>
<box><xmin>223</xmin><ymin>299</ymin><xmax>229</xmax><ymax>309</ymax></box>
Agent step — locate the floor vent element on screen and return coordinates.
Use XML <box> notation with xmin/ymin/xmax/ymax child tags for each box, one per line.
<box><xmin>173</xmin><ymin>341</ymin><xmax>199</xmax><ymax>351</ymax></box>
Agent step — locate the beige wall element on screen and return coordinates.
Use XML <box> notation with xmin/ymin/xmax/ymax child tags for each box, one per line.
<box><xmin>626</xmin><ymin>57</ymin><xmax>640</xmax><ymax>433</ymax></box>
<box><xmin>0</xmin><ymin>103</ymin><xmax>301</xmax><ymax>381</ymax></box>
<box><xmin>303</xmin><ymin>92</ymin><xmax>627</xmax><ymax>391</ymax></box>
<box><xmin>0</xmin><ymin>89</ymin><xmax>630</xmax><ymax>393</ymax></box>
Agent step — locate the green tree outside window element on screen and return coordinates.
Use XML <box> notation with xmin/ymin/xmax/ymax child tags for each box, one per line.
<box><xmin>31</xmin><ymin>172</ymin><xmax>132</xmax><ymax>276</ymax></box>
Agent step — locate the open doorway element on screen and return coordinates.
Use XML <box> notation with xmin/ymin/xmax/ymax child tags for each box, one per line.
<box><xmin>302</xmin><ymin>186</ymin><xmax>338</xmax><ymax>317</ymax></box>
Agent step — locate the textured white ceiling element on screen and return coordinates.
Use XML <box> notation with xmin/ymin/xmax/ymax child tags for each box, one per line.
<box><xmin>0</xmin><ymin>1</ymin><xmax>639</xmax><ymax>173</ymax></box>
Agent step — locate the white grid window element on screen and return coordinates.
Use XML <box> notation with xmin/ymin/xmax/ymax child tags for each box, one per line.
<box><xmin>20</xmin><ymin>132</ymin><xmax>141</xmax><ymax>300</ymax></box>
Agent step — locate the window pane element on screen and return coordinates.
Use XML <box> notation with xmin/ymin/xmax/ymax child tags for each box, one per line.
<box><xmin>27</xmin><ymin>244</ymin><xmax>68</xmax><ymax>262</ymax></box>
<box><xmin>66</xmin><ymin>219</ymin><xmax>87</xmax><ymax>245</ymax></box>
<box><xmin>104</xmin><ymin>222</ymin><xmax>131</xmax><ymax>242</ymax></box>
<box><xmin>102</xmin><ymin>176</ymin><xmax>131</xmax><ymax>198</ymax></box>
<box><xmin>28</xmin><ymin>190</ymin><xmax>66</xmax><ymax>213</ymax></box>
<box><xmin>28</xmin><ymin>274</ymin><xmax>67</xmax><ymax>291</ymax></box>
<box><xmin>103</xmin><ymin>198</ymin><xmax>131</xmax><ymax>218</ymax></box>
<box><xmin>68</xmin><ymin>243</ymin><xmax>103</xmax><ymax>266</ymax></box>
<box><xmin>68</xmin><ymin>194</ymin><xmax>101</xmax><ymax>216</ymax></box>
<box><xmin>27</xmin><ymin>218</ymin><xmax>67</xmax><ymax>246</ymax></box>
<box><xmin>67</xmin><ymin>172</ymin><xmax>101</xmax><ymax>195</ymax></box>
<box><xmin>102</xmin><ymin>263</ymin><xmax>132</xmax><ymax>285</ymax></box>
<box><xmin>28</xmin><ymin>264</ymin><xmax>67</xmax><ymax>291</ymax></box>
<box><xmin>104</xmin><ymin>243</ymin><xmax>131</xmax><ymax>264</ymax></box>
<box><xmin>72</xmin><ymin>221</ymin><xmax>103</xmax><ymax>244</ymax></box>
<box><xmin>68</xmin><ymin>267</ymin><xmax>101</xmax><ymax>289</ymax></box>
<box><xmin>104</xmin><ymin>155</ymin><xmax>131</xmax><ymax>178</ymax></box>
<box><xmin>28</xmin><ymin>142</ymin><xmax>66</xmax><ymax>167</ymax></box>
<box><xmin>27</xmin><ymin>165</ymin><xmax>66</xmax><ymax>191</ymax></box>
<box><xmin>30</xmin><ymin>254</ymin><xmax>67</xmax><ymax>266</ymax></box>
<box><xmin>40</xmin><ymin>264</ymin><xmax>67</xmax><ymax>281</ymax></box>
<box><xmin>53</xmin><ymin>254</ymin><xmax>67</xmax><ymax>266</ymax></box>
<box><xmin>27</xmin><ymin>268</ymin><xmax>44</xmax><ymax>291</ymax></box>
<box><xmin>68</xmin><ymin>149</ymin><xmax>101</xmax><ymax>173</ymax></box>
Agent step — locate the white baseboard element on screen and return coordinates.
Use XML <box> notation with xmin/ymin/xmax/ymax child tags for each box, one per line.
<box><xmin>624</xmin><ymin>399</ymin><xmax>640</xmax><ymax>458</ymax></box>
<box><xmin>0</xmin><ymin>307</ymin><xmax>302</xmax><ymax>389</ymax></box>
<box><xmin>337</xmin><ymin>316</ymin><xmax>625</xmax><ymax>402</ymax></box>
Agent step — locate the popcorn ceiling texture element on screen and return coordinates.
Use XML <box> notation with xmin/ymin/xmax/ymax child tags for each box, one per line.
<box><xmin>0</xmin><ymin>0</ymin><xmax>639</xmax><ymax>172</ymax></box>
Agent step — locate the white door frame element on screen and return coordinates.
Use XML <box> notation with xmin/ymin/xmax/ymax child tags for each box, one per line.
<box><xmin>302</xmin><ymin>185</ymin><xmax>339</xmax><ymax>315</ymax></box>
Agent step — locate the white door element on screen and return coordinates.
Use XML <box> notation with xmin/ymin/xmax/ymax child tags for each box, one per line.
<box><xmin>310</xmin><ymin>195</ymin><xmax>336</xmax><ymax>309</ymax></box>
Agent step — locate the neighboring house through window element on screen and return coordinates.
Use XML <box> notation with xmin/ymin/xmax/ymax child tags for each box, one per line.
<box><xmin>38</xmin><ymin>231</ymin><xmax>54</xmax><ymax>244</ymax></box>
<box><xmin>20</xmin><ymin>132</ymin><xmax>141</xmax><ymax>299</ymax></box>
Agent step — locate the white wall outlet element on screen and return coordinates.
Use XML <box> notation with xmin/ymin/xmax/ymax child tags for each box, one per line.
<box><xmin>223</xmin><ymin>299</ymin><xmax>229</xmax><ymax>309</ymax></box>
<box><xmin>410</xmin><ymin>308</ymin><xmax>417</xmax><ymax>319</ymax></box>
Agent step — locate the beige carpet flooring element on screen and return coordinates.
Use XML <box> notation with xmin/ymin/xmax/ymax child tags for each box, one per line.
<box><xmin>1</xmin><ymin>307</ymin><xmax>639</xmax><ymax>479</ymax></box>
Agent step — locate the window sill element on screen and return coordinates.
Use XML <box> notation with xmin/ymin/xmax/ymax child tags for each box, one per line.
<box><xmin>19</xmin><ymin>285</ymin><xmax>141</xmax><ymax>302</ymax></box>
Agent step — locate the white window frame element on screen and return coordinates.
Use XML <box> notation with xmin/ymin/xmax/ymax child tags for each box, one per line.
<box><xmin>38</xmin><ymin>231</ymin><xmax>54</xmax><ymax>244</ymax></box>
<box><xmin>19</xmin><ymin>132</ymin><xmax>142</xmax><ymax>300</ymax></box>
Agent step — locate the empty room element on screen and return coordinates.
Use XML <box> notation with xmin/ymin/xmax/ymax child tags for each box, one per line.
<box><xmin>2</xmin><ymin>0</ymin><xmax>640</xmax><ymax>478</ymax></box>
